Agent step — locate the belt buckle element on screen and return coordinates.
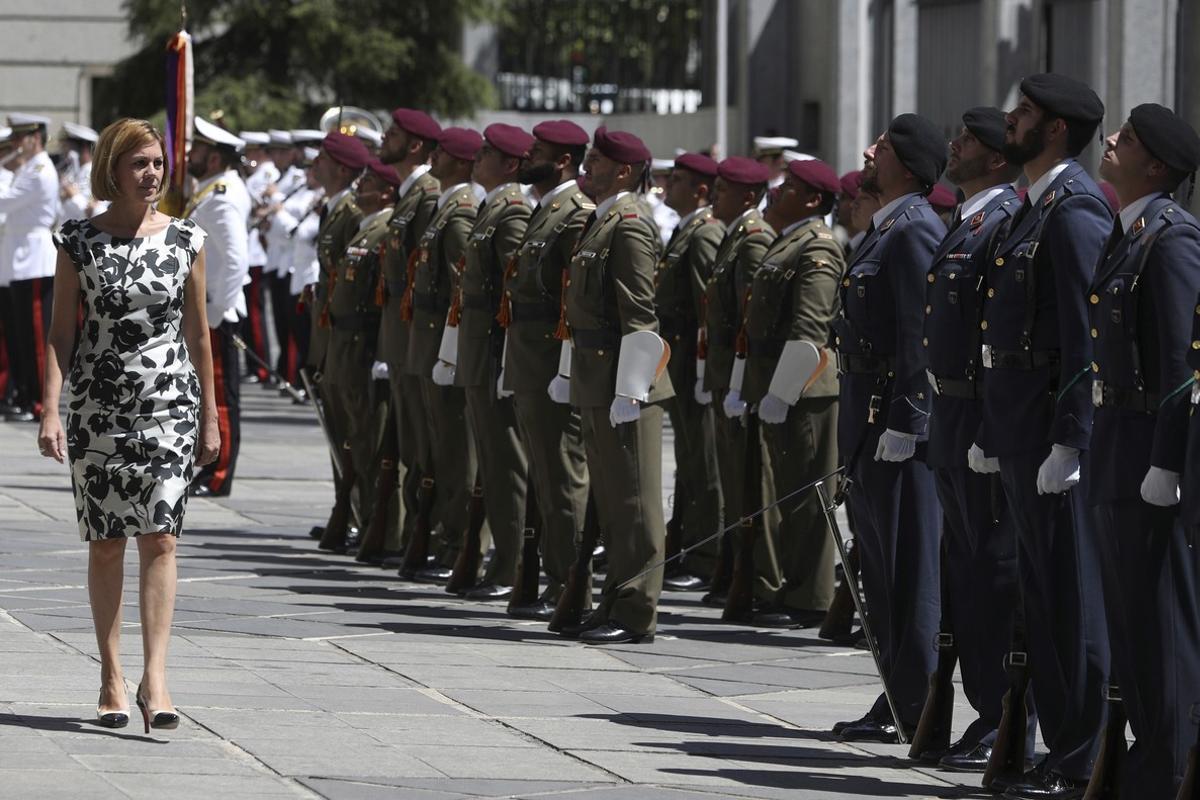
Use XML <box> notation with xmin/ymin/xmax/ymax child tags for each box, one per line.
<box><xmin>926</xmin><ymin>369</ymin><xmax>940</xmax><ymax>395</ymax></box>
<box><xmin>1093</xmin><ymin>379</ymin><xmax>1104</xmax><ymax>408</ymax></box>
<box><xmin>934</xmin><ymin>632</ymin><xmax>954</xmax><ymax>648</ymax></box>
<box><xmin>1006</xmin><ymin>650</ymin><xmax>1028</xmax><ymax>668</ymax></box>
<box><xmin>867</xmin><ymin>394</ymin><xmax>882</xmax><ymax>424</ymax></box>
<box><xmin>1104</xmin><ymin>684</ymin><xmax>1122</xmax><ymax>702</ymax></box>
<box><xmin>981</xmin><ymin>344</ymin><xmax>994</xmax><ymax>369</ymax></box>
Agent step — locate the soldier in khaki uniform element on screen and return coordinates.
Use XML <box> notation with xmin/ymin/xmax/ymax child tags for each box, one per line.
<box><xmin>744</xmin><ymin>158</ymin><xmax>846</xmax><ymax>626</ymax></box>
<box><xmin>703</xmin><ymin>157</ymin><xmax>780</xmax><ymax>607</ymax></box>
<box><xmin>371</xmin><ymin>109</ymin><xmax>442</xmax><ymax>563</ymax></box>
<box><xmin>562</xmin><ymin>127</ymin><xmax>673</xmax><ymax>644</ymax></box>
<box><xmin>434</xmin><ymin>124</ymin><xmax>535</xmax><ymax>597</ymax></box>
<box><xmin>308</xmin><ymin>132</ymin><xmax>368</xmax><ymax>546</ymax></box>
<box><xmin>654</xmin><ymin>153</ymin><xmax>725</xmax><ymax>589</ymax></box>
<box><xmin>400</xmin><ymin>127</ymin><xmax>482</xmax><ymax>580</ymax></box>
<box><xmin>318</xmin><ymin>160</ymin><xmax>401</xmax><ymax>552</ymax></box>
<box><xmin>501</xmin><ymin>120</ymin><xmax>594</xmax><ymax>620</ymax></box>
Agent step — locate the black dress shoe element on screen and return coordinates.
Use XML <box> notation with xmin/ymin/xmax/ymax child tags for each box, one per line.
<box><xmin>700</xmin><ymin>590</ymin><xmax>728</xmax><ymax>607</ymax></box>
<box><xmin>558</xmin><ymin>610</ymin><xmax>604</xmax><ymax>639</ymax></box>
<box><xmin>579</xmin><ymin>623</ymin><xmax>654</xmax><ymax>645</ymax></box>
<box><xmin>751</xmin><ymin>609</ymin><xmax>802</xmax><ymax>629</ymax></box>
<box><xmin>189</xmin><ymin>483</ymin><xmax>214</xmax><ymax>498</ymax></box>
<box><xmin>414</xmin><ymin>566</ymin><xmax>452</xmax><ymax>584</ymax></box>
<box><xmin>662</xmin><ymin>573</ymin><xmax>706</xmax><ymax>592</ymax></box>
<box><xmin>838</xmin><ymin>718</ymin><xmax>906</xmax><ymax>743</ymax></box>
<box><xmin>832</xmin><ymin>712</ymin><xmax>879</xmax><ymax>736</ymax></box>
<box><xmin>507</xmin><ymin>600</ymin><xmax>555</xmax><ymax>620</ymax></box>
<box><xmin>1003</xmin><ymin>771</ymin><xmax>1084</xmax><ymax>799</ymax></box>
<box><xmin>938</xmin><ymin>742</ymin><xmax>992</xmax><ymax>772</ymax></box>
<box><xmin>464</xmin><ymin>584</ymin><xmax>512</xmax><ymax>601</ymax></box>
<box><xmin>309</xmin><ymin>526</ymin><xmax>325</xmax><ymax>540</ymax></box>
<box><xmin>381</xmin><ymin>555</ymin><xmax>407</xmax><ymax>568</ymax></box>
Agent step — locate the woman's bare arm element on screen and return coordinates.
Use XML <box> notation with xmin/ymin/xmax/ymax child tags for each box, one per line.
<box><xmin>182</xmin><ymin>246</ymin><xmax>220</xmax><ymax>465</ymax></box>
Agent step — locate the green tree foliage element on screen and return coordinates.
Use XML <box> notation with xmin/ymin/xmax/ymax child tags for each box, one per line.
<box><xmin>106</xmin><ymin>0</ymin><xmax>497</xmax><ymax>130</ymax></box>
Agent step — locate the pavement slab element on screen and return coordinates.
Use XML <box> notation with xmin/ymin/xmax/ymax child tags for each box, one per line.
<box><xmin>0</xmin><ymin>389</ymin><xmax>990</xmax><ymax>798</ymax></box>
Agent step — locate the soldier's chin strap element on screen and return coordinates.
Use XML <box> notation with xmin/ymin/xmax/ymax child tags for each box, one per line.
<box><xmin>613</xmin><ymin>465</ymin><xmax>845</xmax><ymax>592</ymax></box>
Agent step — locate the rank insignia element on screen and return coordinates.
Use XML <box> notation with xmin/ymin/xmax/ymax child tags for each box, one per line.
<box><xmin>1042</xmin><ymin>190</ymin><xmax>1055</xmax><ymax>207</ymax></box>
<box><xmin>879</xmin><ymin>218</ymin><xmax>895</xmax><ymax>232</ymax></box>
<box><xmin>970</xmin><ymin>212</ymin><xmax>986</xmax><ymax>228</ymax></box>
<box><xmin>1131</xmin><ymin>217</ymin><xmax>1145</xmax><ymax>235</ymax></box>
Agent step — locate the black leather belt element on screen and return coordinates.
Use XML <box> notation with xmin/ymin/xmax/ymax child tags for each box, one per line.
<box><xmin>1092</xmin><ymin>380</ymin><xmax>1159</xmax><ymax>412</ymax></box>
<box><xmin>571</xmin><ymin>328</ymin><xmax>620</xmax><ymax>350</ymax></box>
<box><xmin>462</xmin><ymin>293</ymin><xmax>493</xmax><ymax>311</ymax></box>
<box><xmin>412</xmin><ymin>291</ymin><xmax>447</xmax><ymax>313</ymax></box>
<box><xmin>929</xmin><ymin>372</ymin><xmax>979</xmax><ymax>400</ymax></box>
<box><xmin>838</xmin><ymin>352</ymin><xmax>894</xmax><ymax>375</ymax></box>
<box><xmin>511</xmin><ymin>301</ymin><xmax>560</xmax><ymax>323</ymax></box>
<box><xmin>981</xmin><ymin>346</ymin><xmax>1060</xmax><ymax>370</ymax></box>
<box><xmin>747</xmin><ymin>339</ymin><xmax>784</xmax><ymax>358</ymax></box>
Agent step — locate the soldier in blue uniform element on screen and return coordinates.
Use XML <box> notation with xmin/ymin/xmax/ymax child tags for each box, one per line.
<box><xmin>1088</xmin><ymin>103</ymin><xmax>1200</xmax><ymax>800</ymax></box>
<box><xmin>920</xmin><ymin>107</ymin><xmax>1028</xmax><ymax>771</ymax></box>
<box><xmin>831</xmin><ymin>114</ymin><xmax>946</xmax><ymax>743</ymax></box>
<box><xmin>976</xmin><ymin>73</ymin><xmax>1112</xmax><ymax>799</ymax></box>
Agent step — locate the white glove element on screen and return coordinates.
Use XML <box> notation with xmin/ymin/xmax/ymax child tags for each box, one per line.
<box><xmin>496</xmin><ymin>371</ymin><xmax>513</xmax><ymax>399</ymax></box>
<box><xmin>547</xmin><ymin>374</ymin><xmax>571</xmax><ymax>404</ymax></box>
<box><xmin>874</xmin><ymin>429</ymin><xmax>918</xmax><ymax>462</ymax></box>
<box><xmin>1036</xmin><ymin>444</ymin><xmax>1081</xmax><ymax>495</ymax></box>
<box><xmin>609</xmin><ymin>396</ymin><xmax>641</xmax><ymax>427</ymax></box>
<box><xmin>694</xmin><ymin>377</ymin><xmax>712</xmax><ymax>405</ymax></box>
<box><xmin>431</xmin><ymin>360</ymin><xmax>455</xmax><ymax>387</ymax></box>
<box><xmin>757</xmin><ymin>393</ymin><xmax>790</xmax><ymax>425</ymax></box>
<box><xmin>722</xmin><ymin>389</ymin><xmax>747</xmax><ymax>419</ymax></box>
<box><xmin>1140</xmin><ymin>466</ymin><xmax>1181</xmax><ymax>507</ymax></box>
<box><xmin>967</xmin><ymin>443</ymin><xmax>1000</xmax><ymax>474</ymax></box>
<box><xmin>371</xmin><ymin>361</ymin><xmax>389</xmax><ymax>381</ymax></box>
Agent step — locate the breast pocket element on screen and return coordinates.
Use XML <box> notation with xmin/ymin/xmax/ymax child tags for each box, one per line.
<box><xmin>1096</xmin><ymin>275</ymin><xmax>1134</xmax><ymax>382</ymax></box>
<box><xmin>846</xmin><ymin>258</ymin><xmax>882</xmax><ymax>330</ymax></box>
<box><xmin>750</xmin><ymin>262</ymin><xmax>791</xmax><ymax>336</ymax></box>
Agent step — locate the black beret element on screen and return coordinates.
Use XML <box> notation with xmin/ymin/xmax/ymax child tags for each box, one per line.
<box><xmin>962</xmin><ymin>106</ymin><xmax>1007</xmax><ymax>152</ymax></box>
<box><xmin>1129</xmin><ymin>103</ymin><xmax>1200</xmax><ymax>174</ymax></box>
<box><xmin>888</xmin><ymin>113</ymin><xmax>947</xmax><ymax>188</ymax></box>
<box><xmin>1020</xmin><ymin>73</ymin><xmax>1104</xmax><ymax>123</ymax></box>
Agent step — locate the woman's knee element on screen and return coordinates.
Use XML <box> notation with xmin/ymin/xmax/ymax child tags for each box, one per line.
<box><xmin>137</xmin><ymin>531</ymin><xmax>177</xmax><ymax>558</ymax></box>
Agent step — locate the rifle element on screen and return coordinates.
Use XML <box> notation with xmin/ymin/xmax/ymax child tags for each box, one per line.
<box><xmin>722</xmin><ymin>415</ymin><xmax>763</xmax><ymax>623</ymax></box>
<box><xmin>982</xmin><ymin>627</ymin><xmax>1031</xmax><ymax>788</ymax></box>
<box><xmin>299</xmin><ymin>368</ymin><xmax>363</xmax><ymax>538</ymax></box>
<box><xmin>663</xmin><ymin>477</ymin><xmax>683</xmax><ymax>577</ymax></box>
<box><xmin>816</xmin><ymin>480</ymin><xmax>908</xmax><ymax>744</ymax></box>
<box><xmin>908</xmin><ymin>536</ymin><xmax>957</xmax><ymax>760</ymax></box>
<box><xmin>355</xmin><ymin>403</ymin><xmax>399</xmax><ymax>564</ymax></box>
<box><xmin>446</xmin><ymin>482</ymin><xmax>487</xmax><ymax>594</ymax></box>
<box><xmin>1083</xmin><ymin>685</ymin><xmax>1127</xmax><ymax>799</ymax></box>
<box><xmin>507</xmin><ymin>489</ymin><xmax>542</xmax><ymax>612</ymax></box>
<box><xmin>548</xmin><ymin>491</ymin><xmax>599</xmax><ymax>633</ymax></box>
<box><xmin>819</xmin><ymin>535</ymin><xmax>858</xmax><ymax>641</ymax></box>
<box><xmin>232</xmin><ymin>332</ymin><xmax>306</xmax><ymax>403</ymax></box>
<box><xmin>397</xmin><ymin>476</ymin><xmax>436</xmax><ymax>579</ymax></box>
<box><xmin>703</xmin><ymin>532</ymin><xmax>735</xmax><ymax>604</ymax></box>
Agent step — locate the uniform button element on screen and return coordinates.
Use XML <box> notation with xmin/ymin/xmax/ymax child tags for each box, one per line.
<box><xmin>924</xmin><ymin>305</ymin><xmax>931</xmax><ymax>315</ymax></box>
<box><xmin>1193</xmin><ymin>341</ymin><xmax>1200</xmax><ymax>350</ymax></box>
<box><xmin>1195</xmin><ymin>305</ymin><xmax>1200</xmax><ymax>315</ymax></box>
<box><xmin>1092</xmin><ymin>361</ymin><xmax>1100</xmax><ymax>372</ymax></box>
<box><xmin>835</xmin><ymin>336</ymin><xmax>841</xmax><ymax>346</ymax></box>
<box><xmin>994</xmin><ymin>257</ymin><xmax>1004</xmax><ymax>266</ymax></box>
<box><xmin>987</xmin><ymin>288</ymin><xmax>995</xmax><ymax>298</ymax></box>
<box><xmin>1090</xmin><ymin>328</ymin><xmax>1098</xmax><ymax>338</ymax></box>
<box><xmin>927</xmin><ymin>274</ymin><xmax>935</xmax><ymax>283</ymax></box>
<box><xmin>922</xmin><ymin>337</ymin><xmax>929</xmax><ymax>347</ymax></box>
<box><xmin>1090</xmin><ymin>294</ymin><xmax>1100</xmax><ymax>305</ymax></box>
<box><xmin>597</xmin><ymin>349</ymin><xmax>605</xmax><ymax>356</ymax></box>
<box><xmin>843</xmin><ymin>278</ymin><xmax>851</xmax><ymax>287</ymax></box>
<box><xmin>566</xmin><ymin>280</ymin><xmax>572</xmax><ymax>287</ymax></box>
<box><xmin>980</xmin><ymin>321</ymin><xmax>988</xmax><ymax>330</ymax></box>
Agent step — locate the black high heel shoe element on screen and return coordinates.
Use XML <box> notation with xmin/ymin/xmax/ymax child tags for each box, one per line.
<box><xmin>96</xmin><ymin>690</ymin><xmax>129</xmax><ymax>729</ymax></box>
<box><xmin>135</xmin><ymin>683</ymin><xmax>180</xmax><ymax>734</ymax></box>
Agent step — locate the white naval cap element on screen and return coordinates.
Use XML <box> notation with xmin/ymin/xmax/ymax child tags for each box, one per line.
<box><xmin>752</xmin><ymin>135</ymin><xmax>799</xmax><ymax>154</ymax></box>
<box><xmin>0</xmin><ymin>126</ymin><xmax>12</xmax><ymax>143</ymax></box>
<box><xmin>782</xmin><ymin>149</ymin><xmax>815</xmax><ymax>163</ymax></box>
<box><xmin>267</xmin><ymin>129</ymin><xmax>293</xmax><ymax>147</ymax></box>
<box><xmin>239</xmin><ymin>130</ymin><xmax>270</xmax><ymax>146</ymax></box>
<box><xmin>290</xmin><ymin>129</ymin><xmax>324</xmax><ymax>145</ymax></box>
<box><xmin>8</xmin><ymin>113</ymin><xmax>52</xmax><ymax>134</ymax></box>
<box><xmin>303</xmin><ymin>146</ymin><xmax>319</xmax><ymax>162</ymax></box>
<box><xmin>62</xmin><ymin>121</ymin><xmax>99</xmax><ymax>143</ymax></box>
<box><xmin>650</xmin><ymin>158</ymin><xmax>674</xmax><ymax>173</ymax></box>
<box><xmin>354</xmin><ymin>127</ymin><xmax>383</xmax><ymax>147</ymax></box>
<box><xmin>194</xmin><ymin>116</ymin><xmax>246</xmax><ymax>152</ymax></box>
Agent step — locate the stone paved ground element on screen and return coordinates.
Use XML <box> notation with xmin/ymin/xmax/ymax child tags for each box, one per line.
<box><xmin>0</xmin><ymin>386</ymin><xmax>999</xmax><ymax>799</ymax></box>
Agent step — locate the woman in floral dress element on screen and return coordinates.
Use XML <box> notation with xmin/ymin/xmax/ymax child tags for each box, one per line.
<box><xmin>38</xmin><ymin>119</ymin><xmax>220</xmax><ymax>732</ymax></box>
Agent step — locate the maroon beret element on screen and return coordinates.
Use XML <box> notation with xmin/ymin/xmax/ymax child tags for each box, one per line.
<box><xmin>438</xmin><ymin>127</ymin><xmax>483</xmax><ymax>162</ymax></box>
<box><xmin>390</xmin><ymin>108</ymin><xmax>441</xmax><ymax>142</ymax></box>
<box><xmin>786</xmin><ymin>158</ymin><xmax>841</xmax><ymax>195</ymax></box>
<box><xmin>533</xmin><ymin>120</ymin><xmax>589</xmax><ymax>147</ymax></box>
<box><xmin>839</xmin><ymin>170</ymin><xmax>863</xmax><ymax>199</ymax></box>
<box><xmin>322</xmin><ymin>132</ymin><xmax>370</xmax><ymax>171</ymax></box>
<box><xmin>484</xmin><ymin>123</ymin><xmax>535</xmax><ymax>159</ymax></box>
<box><xmin>366</xmin><ymin>158</ymin><xmax>402</xmax><ymax>187</ymax></box>
<box><xmin>717</xmin><ymin>156</ymin><xmax>771</xmax><ymax>186</ymax></box>
<box><xmin>674</xmin><ymin>152</ymin><xmax>719</xmax><ymax>178</ymax></box>
<box><xmin>593</xmin><ymin>126</ymin><xmax>651</xmax><ymax>165</ymax></box>
<box><xmin>927</xmin><ymin>183</ymin><xmax>958</xmax><ymax>212</ymax></box>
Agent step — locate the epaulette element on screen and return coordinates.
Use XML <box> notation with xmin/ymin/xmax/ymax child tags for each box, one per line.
<box><xmin>214</xmin><ymin>182</ymin><xmax>227</xmax><ymax>195</ymax></box>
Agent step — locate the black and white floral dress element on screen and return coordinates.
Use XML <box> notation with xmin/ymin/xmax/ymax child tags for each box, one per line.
<box><xmin>54</xmin><ymin>217</ymin><xmax>207</xmax><ymax>541</ymax></box>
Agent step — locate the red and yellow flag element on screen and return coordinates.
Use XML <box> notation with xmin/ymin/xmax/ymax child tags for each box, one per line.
<box><xmin>161</xmin><ymin>28</ymin><xmax>193</xmax><ymax>215</ymax></box>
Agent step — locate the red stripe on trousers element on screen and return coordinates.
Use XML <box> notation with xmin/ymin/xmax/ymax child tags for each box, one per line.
<box><xmin>31</xmin><ymin>278</ymin><xmax>46</xmax><ymax>416</ymax></box>
<box><xmin>207</xmin><ymin>327</ymin><xmax>234</xmax><ymax>492</ymax></box>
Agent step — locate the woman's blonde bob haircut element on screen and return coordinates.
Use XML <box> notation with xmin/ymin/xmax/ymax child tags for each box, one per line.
<box><xmin>91</xmin><ymin>118</ymin><xmax>168</xmax><ymax>204</ymax></box>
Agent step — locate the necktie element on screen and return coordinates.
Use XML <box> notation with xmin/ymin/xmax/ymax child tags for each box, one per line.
<box><xmin>950</xmin><ymin>205</ymin><xmax>963</xmax><ymax>232</ymax></box>
<box><xmin>580</xmin><ymin>211</ymin><xmax>598</xmax><ymax>239</ymax></box>
<box><xmin>1010</xmin><ymin>196</ymin><xmax>1033</xmax><ymax>231</ymax></box>
<box><xmin>1104</xmin><ymin>218</ymin><xmax>1124</xmax><ymax>257</ymax></box>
